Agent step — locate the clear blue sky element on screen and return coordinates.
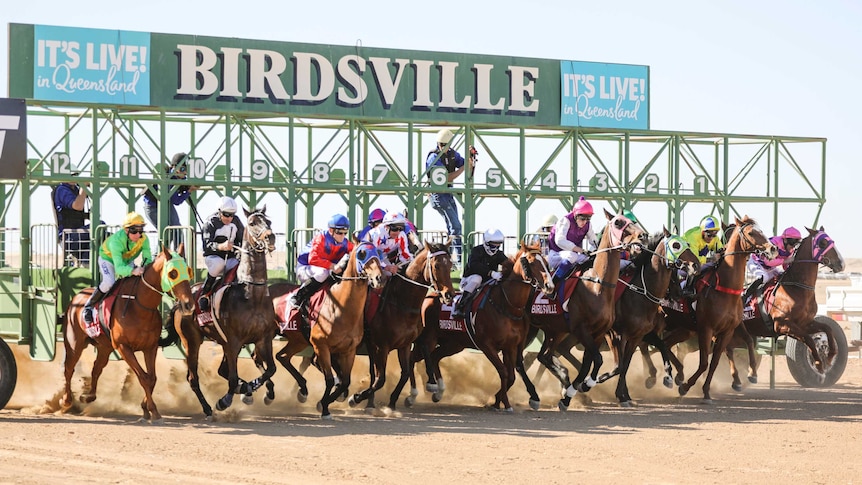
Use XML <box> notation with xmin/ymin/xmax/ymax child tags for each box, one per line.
<box><xmin>3</xmin><ymin>0</ymin><xmax>860</xmax><ymax>257</ymax></box>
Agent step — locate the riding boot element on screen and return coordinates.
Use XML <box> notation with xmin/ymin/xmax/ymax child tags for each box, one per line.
<box><xmin>288</xmin><ymin>278</ymin><xmax>326</xmax><ymax>311</ymax></box>
<box><xmin>743</xmin><ymin>276</ymin><xmax>764</xmax><ymax>303</ymax></box>
<box><xmin>197</xmin><ymin>275</ymin><xmax>218</xmax><ymax>311</ymax></box>
<box><xmin>83</xmin><ymin>288</ymin><xmax>105</xmax><ymax>325</ymax></box>
<box><xmin>451</xmin><ymin>291</ymin><xmax>472</xmax><ymax>318</ymax></box>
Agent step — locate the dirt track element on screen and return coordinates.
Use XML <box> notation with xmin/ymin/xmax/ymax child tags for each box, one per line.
<box><xmin>2</xmin><ymin>340</ymin><xmax>862</xmax><ymax>484</ymax></box>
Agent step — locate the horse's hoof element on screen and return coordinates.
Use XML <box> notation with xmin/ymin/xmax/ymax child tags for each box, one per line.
<box><xmin>748</xmin><ymin>376</ymin><xmax>758</xmax><ymax>384</ymax></box>
<box><xmin>242</xmin><ymin>394</ymin><xmax>253</xmax><ymax>405</ymax></box>
<box><xmin>645</xmin><ymin>376</ymin><xmax>657</xmax><ymax>389</ymax></box>
<box><xmin>529</xmin><ymin>398</ymin><xmax>540</xmax><ymax>411</ymax></box>
<box><xmin>297</xmin><ymin>390</ymin><xmax>308</xmax><ymax>404</ymax></box>
<box><xmin>620</xmin><ymin>400</ymin><xmax>633</xmax><ymax>408</ymax></box>
<box><xmin>504</xmin><ymin>407</ymin><xmax>514</xmax><ymax>413</ymax></box>
<box><xmin>321</xmin><ymin>413</ymin><xmax>333</xmax><ymax>420</ymax></box>
<box><xmin>316</xmin><ymin>401</ymin><xmax>323</xmax><ymax>413</ymax></box>
<box><xmin>151</xmin><ymin>418</ymin><xmax>165</xmax><ymax>425</ymax></box>
<box><xmin>80</xmin><ymin>394</ymin><xmax>96</xmax><ymax>404</ymax></box>
<box><xmin>264</xmin><ymin>396</ymin><xmax>273</xmax><ymax>406</ymax></box>
<box><xmin>203</xmin><ymin>414</ymin><xmax>213</xmax><ymax>422</ymax></box>
<box><xmin>216</xmin><ymin>395</ymin><xmax>233</xmax><ymax>411</ymax></box>
<box><xmin>348</xmin><ymin>395</ymin><xmax>359</xmax><ymax>408</ymax></box>
<box><xmin>425</xmin><ymin>382</ymin><xmax>438</xmax><ymax>393</ymax></box>
<box><xmin>675</xmin><ymin>375</ymin><xmax>685</xmax><ymax>386</ymax></box>
<box><xmin>732</xmin><ymin>383</ymin><xmax>743</xmax><ymax>392</ymax></box>
<box><xmin>701</xmin><ymin>398</ymin><xmax>714</xmax><ymax>405</ymax></box>
<box><xmin>337</xmin><ymin>393</ymin><xmax>347</xmax><ymax>403</ymax></box>
<box><xmin>663</xmin><ymin>376</ymin><xmax>673</xmax><ymax>389</ymax></box>
<box><xmin>678</xmin><ymin>384</ymin><xmax>689</xmax><ymax>396</ymax></box>
<box><xmin>558</xmin><ymin>398</ymin><xmax>570</xmax><ymax>412</ymax></box>
<box><xmin>431</xmin><ymin>391</ymin><xmax>443</xmax><ymax>403</ymax></box>
<box><xmin>404</xmin><ymin>396</ymin><xmax>415</xmax><ymax>408</ymax></box>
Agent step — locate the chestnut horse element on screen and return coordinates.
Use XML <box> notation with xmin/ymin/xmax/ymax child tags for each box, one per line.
<box><xmin>596</xmin><ymin>229</ymin><xmax>700</xmax><ymax>406</ymax></box>
<box><xmin>728</xmin><ymin>227</ymin><xmax>844</xmax><ymax>386</ymax></box>
<box><xmin>413</xmin><ymin>244</ymin><xmax>555</xmax><ymax>412</ymax></box>
<box><xmin>62</xmin><ymin>244</ymin><xmax>194</xmax><ymax>423</ymax></box>
<box><xmin>272</xmin><ymin>241</ymin><xmax>385</xmax><ymax>419</ymax></box>
<box><xmin>662</xmin><ymin>216</ymin><xmax>775</xmax><ymax>402</ymax></box>
<box><xmin>167</xmin><ymin>207</ymin><xmax>277</xmax><ymax>418</ymax></box>
<box><xmin>349</xmin><ymin>241</ymin><xmax>456</xmax><ymax>410</ymax></box>
<box><xmin>556</xmin><ymin>210</ymin><xmax>646</xmax><ymax>410</ymax></box>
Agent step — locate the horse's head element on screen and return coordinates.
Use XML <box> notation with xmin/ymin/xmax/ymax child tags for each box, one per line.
<box><xmin>157</xmin><ymin>242</ymin><xmax>194</xmax><ymax>315</ymax></box>
<box><xmin>515</xmin><ymin>242</ymin><xmax>555</xmax><ymax>296</ymax></box>
<box><xmin>802</xmin><ymin>227</ymin><xmax>845</xmax><ymax>273</ymax></box>
<box><xmin>661</xmin><ymin>228</ymin><xmax>700</xmax><ymax>285</ymax></box>
<box><xmin>244</xmin><ymin>206</ymin><xmax>276</xmax><ymax>253</ymax></box>
<box><xmin>728</xmin><ymin>216</ymin><xmax>776</xmax><ymax>260</ymax></box>
<box><xmin>353</xmin><ymin>241</ymin><xmax>385</xmax><ymax>289</ymax></box>
<box><xmin>418</xmin><ymin>240</ymin><xmax>456</xmax><ymax>305</ymax></box>
<box><xmin>604</xmin><ymin>208</ymin><xmax>646</xmax><ymax>255</ymax></box>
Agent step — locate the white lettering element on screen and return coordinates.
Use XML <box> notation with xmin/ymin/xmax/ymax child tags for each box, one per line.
<box><xmin>247</xmin><ymin>49</ymin><xmax>290</xmax><ymax>100</ymax></box>
<box><xmin>177</xmin><ymin>44</ymin><xmax>219</xmax><ymax>96</ymax></box>
<box><xmin>412</xmin><ymin>60</ymin><xmax>434</xmax><ymax>108</ymax></box>
<box><xmin>220</xmin><ymin>47</ymin><xmax>243</xmax><ymax>97</ymax></box>
<box><xmin>294</xmin><ymin>52</ymin><xmax>334</xmax><ymax>102</ymax></box>
<box><xmin>438</xmin><ymin>61</ymin><xmax>471</xmax><ymax>109</ymax></box>
<box><xmin>337</xmin><ymin>55</ymin><xmax>367</xmax><ymax>105</ymax></box>
<box><xmin>473</xmin><ymin>64</ymin><xmax>505</xmax><ymax>111</ymax></box>
<box><xmin>368</xmin><ymin>57</ymin><xmax>407</xmax><ymax>108</ymax></box>
<box><xmin>508</xmin><ymin>66</ymin><xmax>539</xmax><ymax>113</ymax></box>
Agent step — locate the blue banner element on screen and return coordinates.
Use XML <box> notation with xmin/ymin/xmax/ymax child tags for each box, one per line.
<box><xmin>33</xmin><ymin>25</ymin><xmax>150</xmax><ymax>105</ymax></box>
<box><xmin>560</xmin><ymin>61</ymin><xmax>649</xmax><ymax>130</ymax></box>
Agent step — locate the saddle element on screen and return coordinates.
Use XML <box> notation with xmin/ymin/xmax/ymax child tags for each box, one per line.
<box><xmin>194</xmin><ymin>265</ymin><xmax>239</xmax><ymax>326</ymax></box>
<box><xmin>742</xmin><ymin>279</ymin><xmax>779</xmax><ymax>334</ymax></box>
<box><xmin>278</xmin><ymin>281</ymin><xmax>333</xmax><ymax>341</ymax></box>
<box><xmin>86</xmin><ymin>287</ymin><xmax>120</xmax><ymax>339</ymax></box>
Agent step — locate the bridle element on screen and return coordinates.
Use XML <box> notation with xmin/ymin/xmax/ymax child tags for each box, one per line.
<box><xmin>722</xmin><ymin>222</ymin><xmax>767</xmax><ymax>257</ymax></box>
<box><xmin>245</xmin><ymin>211</ymin><xmax>274</xmax><ymax>253</ymax></box>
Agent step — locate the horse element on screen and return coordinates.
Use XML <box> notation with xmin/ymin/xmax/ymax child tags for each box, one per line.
<box><xmin>272</xmin><ymin>241</ymin><xmax>386</xmax><ymax>419</ymax></box>
<box><xmin>348</xmin><ymin>241</ymin><xmax>456</xmax><ymax>410</ymax></box>
<box><xmin>550</xmin><ymin>209</ymin><xmax>645</xmax><ymax>409</ymax></box>
<box><xmin>596</xmin><ymin>229</ymin><xmax>700</xmax><ymax>406</ymax></box>
<box><xmin>660</xmin><ymin>216</ymin><xmax>775</xmax><ymax>402</ymax></box>
<box><xmin>61</xmin><ymin>243</ymin><xmax>194</xmax><ymax>423</ymax></box>
<box><xmin>167</xmin><ymin>206</ymin><xmax>277</xmax><ymax>418</ymax></box>
<box><xmin>728</xmin><ymin>227</ymin><xmax>844</xmax><ymax>386</ymax></box>
<box><xmin>412</xmin><ymin>243</ymin><xmax>555</xmax><ymax>412</ymax></box>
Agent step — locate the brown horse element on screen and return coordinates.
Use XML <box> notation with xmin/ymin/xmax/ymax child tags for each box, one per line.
<box><xmin>62</xmin><ymin>244</ymin><xmax>194</xmax><ymax>422</ymax></box>
<box><xmin>166</xmin><ymin>207</ymin><xmax>277</xmax><ymax>418</ymax></box>
<box><xmin>728</xmin><ymin>227</ymin><xmax>845</xmax><ymax>386</ymax></box>
<box><xmin>556</xmin><ymin>210</ymin><xmax>646</xmax><ymax>409</ymax></box>
<box><xmin>413</xmin><ymin>244</ymin><xmax>555</xmax><ymax>412</ymax></box>
<box><xmin>348</xmin><ymin>241</ymin><xmax>456</xmax><ymax>410</ymax></box>
<box><xmin>273</xmin><ymin>241</ymin><xmax>386</xmax><ymax>419</ymax></box>
<box><xmin>596</xmin><ymin>230</ymin><xmax>700</xmax><ymax>406</ymax></box>
<box><xmin>663</xmin><ymin>216</ymin><xmax>775</xmax><ymax>402</ymax></box>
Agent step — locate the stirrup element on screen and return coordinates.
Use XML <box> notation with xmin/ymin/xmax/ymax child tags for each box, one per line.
<box><xmin>83</xmin><ymin>307</ymin><xmax>94</xmax><ymax>324</ymax></box>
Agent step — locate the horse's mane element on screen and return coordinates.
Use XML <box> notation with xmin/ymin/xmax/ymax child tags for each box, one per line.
<box><xmin>500</xmin><ymin>256</ymin><xmax>516</xmax><ymax>278</ymax></box>
<box><xmin>631</xmin><ymin>231</ymin><xmax>665</xmax><ymax>267</ymax></box>
<box><xmin>425</xmin><ymin>241</ymin><xmax>448</xmax><ymax>254</ymax></box>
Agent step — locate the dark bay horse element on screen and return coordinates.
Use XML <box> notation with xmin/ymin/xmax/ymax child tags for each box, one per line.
<box><xmin>556</xmin><ymin>210</ymin><xmax>646</xmax><ymax>409</ymax></box>
<box><xmin>273</xmin><ymin>241</ymin><xmax>385</xmax><ymax>419</ymax></box>
<box><xmin>597</xmin><ymin>229</ymin><xmax>699</xmax><ymax>406</ymax></box>
<box><xmin>413</xmin><ymin>244</ymin><xmax>555</xmax><ymax>412</ymax></box>
<box><xmin>349</xmin><ymin>241</ymin><xmax>455</xmax><ymax>410</ymax></box>
<box><xmin>62</xmin><ymin>244</ymin><xmax>194</xmax><ymax>422</ymax></box>
<box><xmin>663</xmin><ymin>216</ymin><xmax>775</xmax><ymax>402</ymax></box>
<box><xmin>168</xmin><ymin>207</ymin><xmax>277</xmax><ymax>418</ymax></box>
<box><xmin>729</xmin><ymin>227</ymin><xmax>844</xmax><ymax>386</ymax></box>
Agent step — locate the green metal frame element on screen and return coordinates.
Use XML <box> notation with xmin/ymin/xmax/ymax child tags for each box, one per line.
<box><xmin>0</xmin><ymin>102</ymin><xmax>827</xmax><ymax>361</ymax></box>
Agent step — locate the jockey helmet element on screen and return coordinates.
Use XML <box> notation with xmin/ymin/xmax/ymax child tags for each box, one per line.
<box><xmin>483</xmin><ymin>228</ymin><xmax>505</xmax><ymax>256</ymax></box>
<box><xmin>436</xmin><ymin>128</ymin><xmax>454</xmax><ymax>145</ymax></box>
<box><xmin>540</xmin><ymin>214</ymin><xmax>558</xmax><ymax>230</ymax></box>
<box><xmin>219</xmin><ymin>196</ymin><xmax>238</xmax><ymax>215</ymax></box>
<box><xmin>169</xmin><ymin>152</ymin><xmax>189</xmax><ymax>174</ymax></box>
<box><xmin>382</xmin><ymin>211</ymin><xmax>407</xmax><ymax>228</ymax></box>
<box><xmin>328</xmin><ymin>214</ymin><xmax>350</xmax><ymax>230</ymax></box>
<box><xmin>700</xmin><ymin>215</ymin><xmax>721</xmax><ymax>232</ymax></box>
<box><xmin>572</xmin><ymin>196</ymin><xmax>594</xmax><ymax>217</ymax></box>
<box><xmin>781</xmin><ymin>226</ymin><xmax>802</xmax><ymax>240</ymax></box>
<box><xmin>368</xmin><ymin>208</ymin><xmax>386</xmax><ymax>224</ymax></box>
<box><xmin>122</xmin><ymin>212</ymin><xmax>145</xmax><ymax>229</ymax></box>
<box><xmin>623</xmin><ymin>209</ymin><xmax>639</xmax><ymax>224</ymax></box>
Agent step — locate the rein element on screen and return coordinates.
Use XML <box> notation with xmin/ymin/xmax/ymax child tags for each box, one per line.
<box><xmin>618</xmin><ymin>265</ymin><xmax>665</xmax><ymax>304</ymax></box>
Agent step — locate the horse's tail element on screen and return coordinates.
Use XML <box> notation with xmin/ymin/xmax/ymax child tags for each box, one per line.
<box><xmin>158</xmin><ymin>307</ymin><xmax>181</xmax><ymax>348</ymax></box>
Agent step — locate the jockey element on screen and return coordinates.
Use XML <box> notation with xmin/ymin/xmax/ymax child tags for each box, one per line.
<box><xmin>289</xmin><ymin>213</ymin><xmax>355</xmax><ymax>310</ymax></box>
<box><xmin>363</xmin><ymin>211</ymin><xmax>413</xmax><ymax>275</ymax></box>
<box><xmin>684</xmin><ymin>215</ymin><xmax>724</xmax><ymax>264</ymax></box>
<box><xmin>744</xmin><ymin>226</ymin><xmax>802</xmax><ymax>300</ymax></box>
<box><xmin>548</xmin><ymin>196</ymin><xmax>598</xmax><ymax>281</ymax></box>
<box><xmin>680</xmin><ymin>215</ymin><xmax>724</xmax><ymax>296</ymax></box>
<box><xmin>356</xmin><ymin>207</ymin><xmax>386</xmax><ymax>242</ymax></box>
<box><xmin>452</xmin><ymin>228</ymin><xmax>508</xmax><ymax>318</ymax></box>
<box><xmin>198</xmin><ymin>196</ymin><xmax>245</xmax><ymax>311</ymax></box>
<box><xmin>83</xmin><ymin>212</ymin><xmax>152</xmax><ymax>324</ymax></box>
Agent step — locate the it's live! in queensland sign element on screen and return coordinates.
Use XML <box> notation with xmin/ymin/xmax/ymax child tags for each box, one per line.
<box><xmin>9</xmin><ymin>24</ymin><xmax>649</xmax><ymax>130</ymax></box>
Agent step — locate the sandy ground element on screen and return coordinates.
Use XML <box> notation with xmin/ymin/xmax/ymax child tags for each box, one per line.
<box><xmin>2</xmin><ymin>261</ymin><xmax>862</xmax><ymax>484</ymax></box>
